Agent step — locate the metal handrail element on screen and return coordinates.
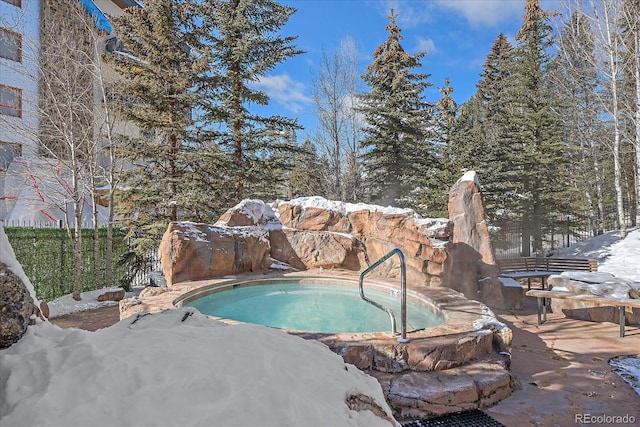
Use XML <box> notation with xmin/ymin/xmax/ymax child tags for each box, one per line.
<box><xmin>358</xmin><ymin>248</ymin><xmax>409</xmax><ymax>343</ymax></box>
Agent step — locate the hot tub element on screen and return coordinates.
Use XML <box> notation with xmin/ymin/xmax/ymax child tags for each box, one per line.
<box><xmin>180</xmin><ymin>280</ymin><xmax>443</xmax><ymax>334</ymax></box>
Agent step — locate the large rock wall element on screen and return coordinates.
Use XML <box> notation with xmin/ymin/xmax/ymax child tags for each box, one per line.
<box><xmin>158</xmin><ymin>222</ymin><xmax>272</xmax><ymax>284</ymax></box>
<box><xmin>274</xmin><ymin>198</ymin><xmax>453</xmax><ymax>286</ymax></box>
<box><xmin>159</xmin><ymin>173</ymin><xmax>504</xmax><ymax>304</ymax></box>
<box><xmin>159</xmin><ymin>198</ymin><xmax>454</xmax><ymax>288</ymax></box>
<box><xmin>0</xmin><ymin>225</ymin><xmax>43</xmax><ymax>349</ymax></box>
<box><xmin>448</xmin><ymin>172</ymin><xmax>519</xmax><ymax>308</ymax></box>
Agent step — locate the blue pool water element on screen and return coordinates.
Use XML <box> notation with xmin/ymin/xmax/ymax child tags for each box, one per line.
<box><xmin>185</xmin><ymin>283</ymin><xmax>442</xmax><ymax>333</ymax></box>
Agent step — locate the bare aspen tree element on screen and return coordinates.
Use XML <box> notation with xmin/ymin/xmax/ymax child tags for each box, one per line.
<box><xmin>42</xmin><ymin>1</ymin><xmax>126</xmax><ymax>290</ymax></box>
<box><xmin>90</xmin><ymin>35</ymin><xmax>126</xmax><ymax>289</ymax></box>
<box><xmin>311</xmin><ymin>35</ymin><xmax>365</xmax><ymax>202</ymax></box>
<box><xmin>1</xmin><ymin>0</ymin><xmax>118</xmax><ymax>299</ymax></box>
<box><xmin>555</xmin><ymin>1</ymin><xmax>606</xmax><ymax>234</ymax></box>
<box><xmin>620</xmin><ymin>0</ymin><xmax>640</xmax><ymax>227</ymax></box>
<box><xmin>39</xmin><ymin>0</ymin><xmax>103</xmax><ymax>299</ymax></box>
<box><xmin>588</xmin><ymin>0</ymin><xmax>628</xmax><ymax>238</ymax></box>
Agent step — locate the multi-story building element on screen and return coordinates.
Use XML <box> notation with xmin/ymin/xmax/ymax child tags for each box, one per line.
<box><xmin>0</xmin><ymin>0</ymin><xmax>137</xmax><ymax>224</ymax></box>
<box><xmin>1</xmin><ymin>0</ymin><xmax>41</xmax><ymax>164</ymax></box>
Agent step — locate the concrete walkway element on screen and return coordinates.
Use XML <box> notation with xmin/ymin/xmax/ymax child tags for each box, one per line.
<box><xmin>487</xmin><ymin>298</ymin><xmax>639</xmax><ymax>426</ymax></box>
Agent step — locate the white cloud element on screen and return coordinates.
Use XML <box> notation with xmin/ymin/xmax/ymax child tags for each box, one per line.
<box><xmin>435</xmin><ymin>0</ymin><xmax>523</xmax><ymax>27</ymax></box>
<box><xmin>380</xmin><ymin>0</ymin><xmax>434</xmax><ymax>28</ymax></box>
<box><xmin>415</xmin><ymin>37</ymin><xmax>437</xmax><ymax>55</ymax></box>
<box><xmin>253</xmin><ymin>74</ymin><xmax>311</xmax><ymax>114</ymax></box>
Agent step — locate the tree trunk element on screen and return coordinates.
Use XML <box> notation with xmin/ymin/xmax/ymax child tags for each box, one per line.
<box><xmin>634</xmin><ymin>33</ymin><xmax>640</xmax><ymax>227</ymax></box>
<box><xmin>592</xmin><ymin>0</ymin><xmax>627</xmax><ymax>238</ymax></box>
<box><xmin>72</xmin><ymin>152</ymin><xmax>83</xmax><ymax>301</ymax></box>
<box><xmin>232</xmin><ymin>63</ymin><xmax>243</xmax><ymax>201</ymax></box>
<box><xmin>606</xmin><ymin>23</ymin><xmax>627</xmax><ymax>238</ymax></box>
<box><xmin>91</xmin><ymin>175</ymin><xmax>102</xmax><ymax>288</ymax></box>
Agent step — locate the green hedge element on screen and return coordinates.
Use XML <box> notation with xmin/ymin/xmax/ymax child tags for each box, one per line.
<box><xmin>4</xmin><ymin>227</ymin><xmax>131</xmax><ymax>302</ymax></box>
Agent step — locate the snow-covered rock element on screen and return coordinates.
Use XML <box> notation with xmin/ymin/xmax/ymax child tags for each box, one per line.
<box><xmin>0</xmin><ymin>308</ymin><xmax>398</xmax><ymax>427</ymax></box>
<box><xmin>159</xmin><ymin>198</ymin><xmax>454</xmax><ymax>287</ymax></box>
<box><xmin>0</xmin><ymin>224</ymin><xmax>42</xmax><ymax>349</ymax></box>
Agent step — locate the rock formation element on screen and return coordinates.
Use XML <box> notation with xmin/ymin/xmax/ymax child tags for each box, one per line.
<box><xmin>0</xmin><ymin>224</ymin><xmax>45</xmax><ymax>349</ymax></box>
<box><xmin>548</xmin><ymin>272</ymin><xmax>640</xmax><ymax>324</ymax></box>
<box><xmin>158</xmin><ymin>173</ymin><xmax>511</xmax><ymax>307</ymax></box>
<box><xmin>159</xmin><ymin>198</ymin><xmax>454</xmax><ymax>289</ymax></box>
<box><xmin>0</xmin><ymin>262</ymin><xmax>38</xmax><ymax>349</ymax></box>
<box><xmin>448</xmin><ymin>171</ymin><xmax>521</xmax><ymax>309</ymax></box>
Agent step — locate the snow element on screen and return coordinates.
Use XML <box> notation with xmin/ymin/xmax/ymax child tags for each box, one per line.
<box><xmin>222</xmin><ymin>199</ymin><xmax>280</xmax><ymax>225</ymax></box>
<box><xmin>0</xmin><ymin>308</ymin><xmax>396</xmax><ymax>427</ymax></box>
<box><xmin>276</xmin><ymin>196</ymin><xmax>417</xmax><ymax>217</ymax></box>
<box><xmin>559</xmin><ymin>228</ymin><xmax>640</xmax><ymax>281</ymax></box>
<box><xmin>458</xmin><ymin>170</ymin><xmax>480</xmax><ymax>185</ymax></box>
<box><xmin>610</xmin><ymin>356</ymin><xmax>640</xmax><ymax>397</ymax></box>
<box><xmin>2</xmin><ymin>215</ymin><xmax>640</xmax><ymax>424</ymax></box>
<box><xmin>498</xmin><ymin>277</ymin><xmax>525</xmax><ymax>288</ymax></box>
<box><xmin>472</xmin><ymin>304</ymin><xmax>509</xmax><ymax>333</ymax></box>
<box><xmin>597</xmin><ymin>229</ymin><xmax>640</xmax><ymax>281</ymax></box>
<box><xmin>0</xmin><ymin>220</ymin><xmax>398</xmax><ymax>427</ymax></box>
<box><xmin>46</xmin><ymin>287</ymin><xmax>124</xmax><ymax>318</ymax></box>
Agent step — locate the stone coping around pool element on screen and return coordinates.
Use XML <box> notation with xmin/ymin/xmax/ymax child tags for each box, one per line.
<box><xmin>119</xmin><ymin>269</ymin><xmax>513</xmax><ymax>374</ymax></box>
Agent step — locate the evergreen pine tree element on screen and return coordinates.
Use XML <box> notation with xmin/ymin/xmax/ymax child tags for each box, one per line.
<box><xmin>196</xmin><ymin>0</ymin><xmax>303</xmax><ymax>202</ymax></box>
<box><xmin>449</xmin><ymin>95</ymin><xmax>486</xmax><ymax>177</ymax></box>
<box><xmin>474</xmin><ymin>33</ymin><xmax>520</xmax><ymax>218</ymax></box>
<box><xmin>357</xmin><ymin>10</ymin><xmax>434</xmax><ymax>207</ymax></box>
<box><xmin>107</xmin><ymin>0</ymin><xmax>207</xmax><ymax>253</ymax></box>
<box><xmin>289</xmin><ymin>140</ymin><xmax>326</xmax><ymax>198</ymax></box>
<box><xmin>500</xmin><ymin>0</ymin><xmax>569</xmax><ymax>255</ymax></box>
<box><xmin>424</xmin><ymin>77</ymin><xmax>459</xmax><ymax>216</ymax></box>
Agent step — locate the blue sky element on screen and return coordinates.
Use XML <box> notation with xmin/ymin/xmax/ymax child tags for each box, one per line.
<box><xmin>252</xmin><ymin>0</ymin><xmax>556</xmax><ymax>140</ymax></box>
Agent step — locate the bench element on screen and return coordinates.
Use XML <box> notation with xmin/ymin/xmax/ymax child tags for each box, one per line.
<box><xmin>498</xmin><ymin>257</ymin><xmax>598</xmax><ymax>290</ymax></box>
<box><xmin>526</xmin><ymin>289</ymin><xmax>640</xmax><ymax>337</ymax></box>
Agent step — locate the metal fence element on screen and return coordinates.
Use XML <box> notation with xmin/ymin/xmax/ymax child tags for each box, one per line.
<box><xmin>493</xmin><ymin>203</ymin><xmax>635</xmax><ymax>259</ymax></box>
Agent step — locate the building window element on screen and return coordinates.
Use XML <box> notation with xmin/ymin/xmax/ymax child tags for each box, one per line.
<box><xmin>0</xmin><ymin>84</ymin><xmax>22</xmax><ymax>117</ymax></box>
<box><xmin>1</xmin><ymin>0</ymin><xmax>22</xmax><ymax>7</ymax></box>
<box><xmin>0</xmin><ymin>141</ymin><xmax>21</xmax><ymax>171</ymax></box>
<box><xmin>0</xmin><ymin>28</ymin><xmax>22</xmax><ymax>62</ymax></box>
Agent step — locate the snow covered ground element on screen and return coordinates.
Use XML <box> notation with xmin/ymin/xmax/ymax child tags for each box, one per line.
<box><xmin>1</xmin><ymin>225</ymin><xmax>639</xmax><ymax>427</ymax></box>
<box><xmin>0</xmin><ymin>308</ymin><xmax>396</xmax><ymax>427</ymax></box>
<box><xmin>0</xmin><ymin>224</ymin><xmax>398</xmax><ymax>427</ymax></box>
<box><xmin>559</xmin><ymin>227</ymin><xmax>640</xmax><ymax>281</ymax></box>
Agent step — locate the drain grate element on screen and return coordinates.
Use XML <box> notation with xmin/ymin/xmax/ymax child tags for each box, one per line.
<box><xmin>402</xmin><ymin>409</ymin><xmax>506</xmax><ymax>427</ymax></box>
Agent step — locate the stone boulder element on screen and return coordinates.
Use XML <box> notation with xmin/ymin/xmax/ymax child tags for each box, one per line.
<box><xmin>548</xmin><ymin>271</ymin><xmax>639</xmax><ymax>298</ymax></box>
<box><xmin>159</xmin><ymin>198</ymin><xmax>456</xmax><ymax>288</ymax></box>
<box><xmin>448</xmin><ymin>171</ymin><xmax>515</xmax><ymax>308</ymax></box>
<box><xmin>0</xmin><ymin>262</ymin><xmax>37</xmax><ymax>349</ymax></box>
<box><xmin>276</xmin><ymin>229</ymin><xmax>362</xmax><ymax>270</ymax></box>
<box><xmin>547</xmin><ymin>272</ymin><xmax>640</xmax><ymax>324</ymax></box>
<box><xmin>274</xmin><ymin>198</ymin><xmax>453</xmax><ymax>287</ymax></box>
<box><xmin>159</xmin><ymin>222</ymin><xmax>272</xmax><ymax>286</ymax></box>
<box><xmin>277</xmin><ymin>198</ymin><xmax>352</xmax><ymax>233</ymax></box>
<box><xmin>97</xmin><ymin>288</ymin><xmax>126</xmax><ymax>302</ymax></box>
<box><xmin>216</xmin><ymin>199</ymin><xmax>280</xmax><ymax>227</ymax></box>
